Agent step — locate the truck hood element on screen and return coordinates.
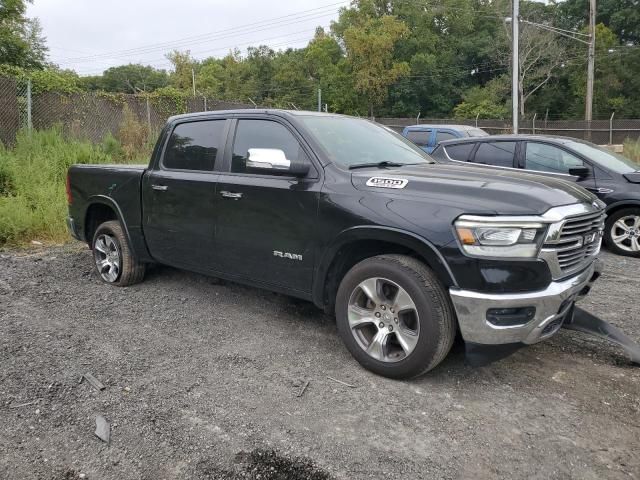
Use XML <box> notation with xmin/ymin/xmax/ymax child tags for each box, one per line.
<box><xmin>351</xmin><ymin>163</ymin><xmax>597</xmax><ymax>215</ymax></box>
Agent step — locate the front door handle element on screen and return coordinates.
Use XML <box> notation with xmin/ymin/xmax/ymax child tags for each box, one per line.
<box><xmin>220</xmin><ymin>191</ymin><xmax>243</xmax><ymax>199</ymax></box>
<box><xmin>151</xmin><ymin>184</ymin><xmax>168</xmax><ymax>191</ymax></box>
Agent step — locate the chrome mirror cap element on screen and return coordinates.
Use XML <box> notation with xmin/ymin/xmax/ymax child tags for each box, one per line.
<box><xmin>247</xmin><ymin>148</ymin><xmax>291</xmax><ymax>170</ymax></box>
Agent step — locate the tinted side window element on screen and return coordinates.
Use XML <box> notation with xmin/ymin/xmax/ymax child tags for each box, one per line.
<box><xmin>435</xmin><ymin>130</ymin><xmax>457</xmax><ymax>143</ymax></box>
<box><xmin>445</xmin><ymin>143</ymin><xmax>475</xmax><ymax>161</ymax></box>
<box><xmin>474</xmin><ymin>142</ymin><xmax>517</xmax><ymax>168</ymax></box>
<box><xmin>405</xmin><ymin>130</ymin><xmax>431</xmax><ymax>147</ymax></box>
<box><xmin>232</xmin><ymin>120</ymin><xmax>303</xmax><ymax>174</ymax></box>
<box><xmin>525</xmin><ymin>143</ymin><xmax>584</xmax><ymax>174</ymax></box>
<box><xmin>163</xmin><ymin>120</ymin><xmax>225</xmax><ymax>171</ymax></box>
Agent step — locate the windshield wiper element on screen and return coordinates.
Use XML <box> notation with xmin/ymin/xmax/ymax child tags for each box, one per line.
<box><xmin>349</xmin><ymin>161</ymin><xmax>412</xmax><ymax>170</ymax></box>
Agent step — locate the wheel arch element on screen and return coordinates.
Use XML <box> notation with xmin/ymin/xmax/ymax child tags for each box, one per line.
<box><xmin>83</xmin><ymin>195</ymin><xmax>149</xmax><ymax>261</ymax></box>
<box><xmin>312</xmin><ymin>226</ymin><xmax>457</xmax><ymax>312</ymax></box>
<box><xmin>605</xmin><ymin>200</ymin><xmax>640</xmax><ymax>219</ymax></box>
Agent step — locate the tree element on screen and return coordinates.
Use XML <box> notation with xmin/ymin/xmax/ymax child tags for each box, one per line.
<box><xmin>342</xmin><ymin>15</ymin><xmax>410</xmax><ymax>116</ymax></box>
<box><xmin>556</xmin><ymin>0</ymin><xmax>640</xmax><ymax>45</ymax></box>
<box><xmin>516</xmin><ymin>24</ymin><xmax>567</xmax><ymax>116</ymax></box>
<box><xmin>93</xmin><ymin>64</ymin><xmax>168</xmax><ymax>93</ymax></box>
<box><xmin>453</xmin><ymin>76</ymin><xmax>510</xmax><ymax>119</ymax></box>
<box><xmin>0</xmin><ymin>0</ymin><xmax>48</xmax><ymax>68</ymax></box>
<box><xmin>166</xmin><ymin>50</ymin><xmax>197</xmax><ymax>91</ymax></box>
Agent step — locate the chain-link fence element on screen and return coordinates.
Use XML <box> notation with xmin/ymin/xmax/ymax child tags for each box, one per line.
<box><xmin>0</xmin><ymin>76</ymin><xmax>31</xmax><ymax>147</ymax></box>
<box><xmin>2</xmin><ymin>75</ymin><xmax>640</xmax><ymax>148</ymax></box>
<box><xmin>0</xmin><ymin>75</ymin><xmax>256</xmax><ymax>147</ymax></box>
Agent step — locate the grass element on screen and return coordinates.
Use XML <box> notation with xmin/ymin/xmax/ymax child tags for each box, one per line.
<box><xmin>0</xmin><ymin>128</ymin><xmax>147</xmax><ymax>246</ymax></box>
<box><xmin>623</xmin><ymin>138</ymin><xmax>640</xmax><ymax>164</ymax></box>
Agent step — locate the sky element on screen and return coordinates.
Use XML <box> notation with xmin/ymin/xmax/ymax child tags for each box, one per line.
<box><xmin>26</xmin><ymin>0</ymin><xmax>346</xmax><ymax>76</ymax></box>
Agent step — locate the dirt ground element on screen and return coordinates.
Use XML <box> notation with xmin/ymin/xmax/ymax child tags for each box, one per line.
<box><xmin>0</xmin><ymin>243</ymin><xmax>638</xmax><ymax>480</ymax></box>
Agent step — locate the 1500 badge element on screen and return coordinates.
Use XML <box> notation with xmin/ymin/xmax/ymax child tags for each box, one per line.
<box><xmin>365</xmin><ymin>177</ymin><xmax>408</xmax><ymax>189</ymax></box>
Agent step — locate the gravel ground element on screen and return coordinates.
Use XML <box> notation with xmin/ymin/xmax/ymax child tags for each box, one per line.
<box><xmin>0</xmin><ymin>243</ymin><xmax>639</xmax><ymax>480</ymax></box>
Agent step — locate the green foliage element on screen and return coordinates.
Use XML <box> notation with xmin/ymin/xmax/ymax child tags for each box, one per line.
<box><xmin>0</xmin><ymin>0</ymin><xmax>47</xmax><ymax>68</ymax></box>
<box><xmin>2</xmin><ymin>0</ymin><xmax>639</xmax><ymax>122</ymax></box>
<box><xmin>0</xmin><ymin>64</ymin><xmax>81</xmax><ymax>93</ymax></box>
<box><xmin>454</xmin><ymin>77</ymin><xmax>509</xmax><ymax>119</ymax></box>
<box><xmin>624</xmin><ymin>138</ymin><xmax>640</xmax><ymax>163</ymax></box>
<box><xmin>343</xmin><ymin>15</ymin><xmax>410</xmax><ymax>116</ymax></box>
<box><xmin>84</xmin><ymin>64</ymin><xmax>169</xmax><ymax>93</ymax></box>
<box><xmin>0</xmin><ymin>128</ymin><xmax>143</xmax><ymax>245</ymax></box>
<box><xmin>115</xmin><ymin>106</ymin><xmax>150</xmax><ymax>161</ymax></box>
<box><xmin>166</xmin><ymin>50</ymin><xmax>197</xmax><ymax>91</ymax></box>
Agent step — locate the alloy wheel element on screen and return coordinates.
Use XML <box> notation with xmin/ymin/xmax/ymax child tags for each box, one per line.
<box><xmin>93</xmin><ymin>234</ymin><xmax>121</xmax><ymax>282</ymax></box>
<box><xmin>610</xmin><ymin>215</ymin><xmax>640</xmax><ymax>253</ymax></box>
<box><xmin>347</xmin><ymin>277</ymin><xmax>420</xmax><ymax>363</ymax></box>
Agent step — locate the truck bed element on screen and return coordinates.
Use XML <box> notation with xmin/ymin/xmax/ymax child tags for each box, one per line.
<box><xmin>67</xmin><ymin>164</ymin><xmax>148</xmax><ymax>255</ymax></box>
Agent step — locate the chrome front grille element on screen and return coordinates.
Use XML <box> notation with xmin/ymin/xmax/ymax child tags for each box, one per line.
<box><xmin>541</xmin><ymin>210</ymin><xmax>605</xmax><ymax>279</ymax></box>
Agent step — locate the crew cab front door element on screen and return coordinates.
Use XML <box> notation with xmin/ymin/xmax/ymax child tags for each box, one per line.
<box><xmin>213</xmin><ymin>118</ymin><xmax>321</xmax><ymax>294</ymax></box>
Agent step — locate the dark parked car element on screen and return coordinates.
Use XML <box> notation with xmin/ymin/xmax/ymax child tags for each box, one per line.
<box><xmin>432</xmin><ymin>135</ymin><xmax>640</xmax><ymax>257</ymax></box>
<box><xmin>67</xmin><ymin>111</ymin><xmax>604</xmax><ymax>378</ymax></box>
<box><xmin>401</xmin><ymin>124</ymin><xmax>488</xmax><ymax>153</ymax></box>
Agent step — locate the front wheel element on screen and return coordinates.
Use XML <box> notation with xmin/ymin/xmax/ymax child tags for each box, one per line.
<box><xmin>92</xmin><ymin>220</ymin><xmax>145</xmax><ymax>286</ymax></box>
<box><xmin>335</xmin><ymin>255</ymin><xmax>456</xmax><ymax>379</ymax></box>
<box><xmin>604</xmin><ymin>208</ymin><xmax>640</xmax><ymax>257</ymax></box>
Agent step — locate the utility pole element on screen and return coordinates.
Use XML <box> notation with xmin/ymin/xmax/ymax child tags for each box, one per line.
<box><xmin>585</xmin><ymin>0</ymin><xmax>596</xmax><ymax>138</ymax></box>
<box><xmin>511</xmin><ymin>0</ymin><xmax>520</xmax><ymax>134</ymax></box>
<box><xmin>191</xmin><ymin>68</ymin><xmax>196</xmax><ymax>96</ymax></box>
<box><xmin>317</xmin><ymin>87</ymin><xmax>322</xmax><ymax>112</ymax></box>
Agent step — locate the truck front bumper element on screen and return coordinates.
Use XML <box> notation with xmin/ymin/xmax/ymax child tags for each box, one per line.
<box><xmin>450</xmin><ymin>259</ymin><xmax>602</xmax><ymax>345</ymax></box>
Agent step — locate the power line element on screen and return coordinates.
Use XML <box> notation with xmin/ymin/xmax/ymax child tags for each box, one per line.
<box><xmin>56</xmin><ymin>2</ymin><xmax>347</xmax><ymax>64</ymax></box>
<box><xmin>72</xmin><ymin>31</ymin><xmax>324</xmax><ymax>76</ymax></box>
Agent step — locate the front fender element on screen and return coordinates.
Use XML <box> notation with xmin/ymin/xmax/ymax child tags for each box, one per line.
<box><xmin>312</xmin><ymin>225</ymin><xmax>457</xmax><ymax>309</ymax></box>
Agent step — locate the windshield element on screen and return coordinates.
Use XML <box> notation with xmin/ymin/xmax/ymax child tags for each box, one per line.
<box><xmin>299</xmin><ymin>115</ymin><xmax>433</xmax><ymax>168</ymax></box>
<box><xmin>565</xmin><ymin>140</ymin><xmax>639</xmax><ymax>174</ymax></box>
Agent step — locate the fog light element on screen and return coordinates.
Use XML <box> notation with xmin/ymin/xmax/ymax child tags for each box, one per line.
<box><xmin>486</xmin><ymin>307</ymin><xmax>536</xmax><ymax>327</ymax></box>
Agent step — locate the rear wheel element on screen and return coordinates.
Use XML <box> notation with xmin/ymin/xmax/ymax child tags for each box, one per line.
<box><xmin>604</xmin><ymin>208</ymin><xmax>640</xmax><ymax>257</ymax></box>
<box><xmin>335</xmin><ymin>254</ymin><xmax>455</xmax><ymax>379</ymax></box>
<box><xmin>92</xmin><ymin>220</ymin><xmax>145</xmax><ymax>286</ymax></box>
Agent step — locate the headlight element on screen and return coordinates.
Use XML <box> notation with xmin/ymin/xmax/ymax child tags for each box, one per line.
<box><xmin>454</xmin><ymin>217</ymin><xmax>547</xmax><ymax>258</ymax></box>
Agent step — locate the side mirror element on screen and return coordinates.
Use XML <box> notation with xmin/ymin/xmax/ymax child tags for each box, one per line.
<box><xmin>246</xmin><ymin>148</ymin><xmax>309</xmax><ymax>177</ymax></box>
<box><xmin>568</xmin><ymin>166</ymin><xmax>591</xmax><ymax>178</ymax></box>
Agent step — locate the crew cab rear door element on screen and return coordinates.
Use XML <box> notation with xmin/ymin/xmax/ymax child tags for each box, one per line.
<box><xmin>142</xmin><ymin>118</ymin><xmax>229</xmax><ymax>269</ymax></box>
<box><xmin>212</xmin><ymin>116</ymin><xmax>321</xmax><ymax>294</ymax></box>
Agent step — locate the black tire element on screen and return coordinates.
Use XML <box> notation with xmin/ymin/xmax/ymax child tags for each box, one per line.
<box><xmin>604</xmin><ymin>208</ymin><xmax>640</xmax><ymax>257</ymax></box>
<box><xmin>92</xmin><ymin>220</ymin><xmax>145</xmax><ymax>286</ymax></box>
<box><xmin>335</xmin><ymin>254</ymin><xmax>456</xmax><ymax>379</ymax></box>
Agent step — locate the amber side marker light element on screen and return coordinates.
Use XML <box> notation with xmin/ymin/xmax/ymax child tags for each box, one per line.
<box><xmin>456</xmin><ymin>227</ymin><xmax>476</xmax><ymax>245</ymax></box>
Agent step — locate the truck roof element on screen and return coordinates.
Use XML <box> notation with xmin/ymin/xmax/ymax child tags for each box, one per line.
<box><xmin>403</xmin><ymin>124</ymin><xmax>482</xmax><ymax>131</ymax></box>
<box><xmin>167</xmin><ymin>109</ymin><xmax>343</xmax><ymax>123</ymax></box>
<box><xmin>438</xmin><ymin>134</ymin><xmax>583</xmax><ymax>145</ymax></box>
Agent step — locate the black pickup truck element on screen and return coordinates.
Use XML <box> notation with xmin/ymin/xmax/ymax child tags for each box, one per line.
<box><xmin>67</xmin><ymin>110</ymin><xmax>606</xmax><ymax>378</ymax></box>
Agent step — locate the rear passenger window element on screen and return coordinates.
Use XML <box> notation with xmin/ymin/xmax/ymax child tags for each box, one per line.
<box><xmin>435</xmin><ymin>131</ymin><xmax>457</xmax><ymax>143</ymax></box>
<box><xmin>405</xmin><ymin>130</ymin><xmax>431</xmax><ymax>147</ymax></box>
<box><xmin>163</xmin><ymin>120</ymin><xmax>225</xmax><ymax>171</ymax></box>
<box><xmin>445</xmin><ymin>143</ymin><xmax>475</xmax><ymax>161</ymax></box>
<box><xmin>474</xmin><ymin>142</ymin><xmax>517</xmax><ymax>168</ymax></box>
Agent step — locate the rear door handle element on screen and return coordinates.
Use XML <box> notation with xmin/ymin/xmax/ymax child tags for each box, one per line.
<box><xmin>151</xmin><ymin>184</ymin><xmax>168</xmax><ymax>191</ymax></box>
<box><xmin>220</xmin><ymin>191</ymin><xmax>243</xmax><ymax>199</ymax></box>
